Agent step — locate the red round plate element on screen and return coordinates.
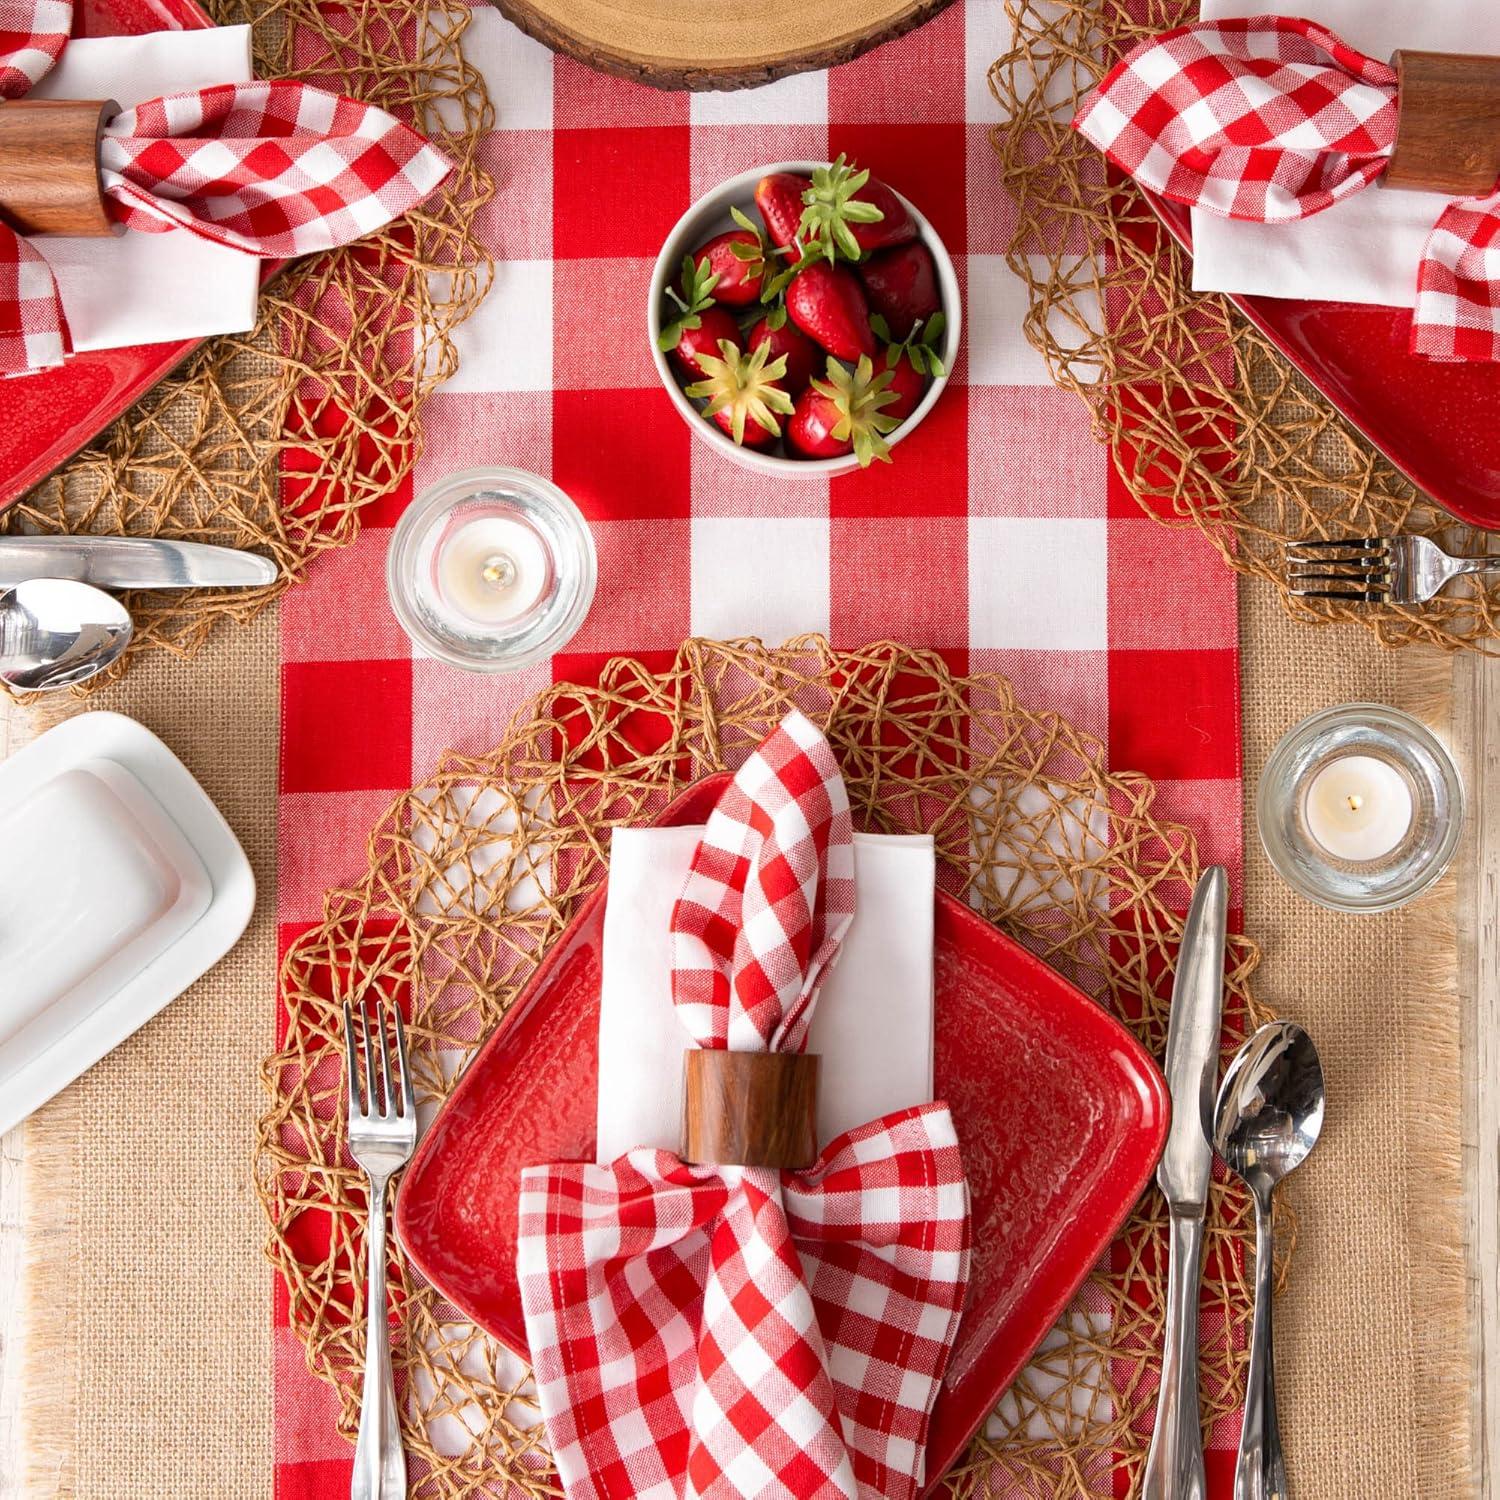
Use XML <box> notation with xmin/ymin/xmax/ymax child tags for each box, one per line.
<box><xmin>394</xmin><ymin>774</ymin><xmax>1169</xmax><ymax>1488</ymax></box>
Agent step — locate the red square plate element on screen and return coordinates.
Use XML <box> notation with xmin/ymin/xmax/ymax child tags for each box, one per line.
<box><xmin>1148</xmin><ymin>195</ymin><xmax>1500</xmax><ymax>530</ymax></box>
<box><xmin>395</xmin><ymin>774</ymin><xmax>1169</xmax><ymax>1488</ymax></box>
<box><xmin>0</xmin><ymin>0</ymin><xmax>278</xmax><ymax>513</ymax></box>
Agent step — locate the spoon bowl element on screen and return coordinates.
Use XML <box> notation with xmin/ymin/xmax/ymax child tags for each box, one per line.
<box><xmin>1214</xmin><ymin>1020</ymin><xmax>1325</xmax><ymax>1196</ymax></box>
<box><xmin>0</xmin><ymin>578</ymin><xmax>133</xmax><ymax>692</ymax></box>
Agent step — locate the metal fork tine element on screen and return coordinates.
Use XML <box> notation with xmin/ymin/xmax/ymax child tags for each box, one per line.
<box><xmin>1290</xmin><ymin>588</ymin><xmax>1390</xmax><ymax>602</ymax></box>
<box><xmin>1285</xmin><ymin>537</ymin><xmax>1385</xmax><ymax>552</ymax></box>
<box><xmin>358</xmin><ymin>1003</ymin><xmax>380</xmax><ymax>1119</ymax></box>
<box><xmin>393</xmin><ymin>1004</ymin><xmax>414</xmax><ymax>1119</ymax></box>
<box><xmin>342</xmin><ymin>1001</ymin><xmax>363</xmax><ymax>1118</ymax></box>
<box><xmin>375</xmin><ymin>1005</ymin><xmax>393</xmax><ymax>1117</ymax></box>
<box><xmin>1285</xmin><ymin>570</ymin><xmax>1391</xmax><ymax>584</ymax></box>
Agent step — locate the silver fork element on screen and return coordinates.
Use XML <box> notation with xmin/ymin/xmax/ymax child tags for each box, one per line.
<box><xmin>343</xmin><ymin>1000</ymin><xmax>417</xmax><ymax>1500</ymax></box>
<box><xmin>1286</xmin><ymin>535</ymin><xmax>1500</xmax><ymax>605</ymax></box>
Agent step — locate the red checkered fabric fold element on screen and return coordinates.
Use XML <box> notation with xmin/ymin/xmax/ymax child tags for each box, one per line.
<box><xmin>517</xmin><ymin>712</ymin><xmax>971</xmax><ymax>1500</ymax></box>
<box><xmin>0</xmin><ymin>6</ymin><xmax>451</xmax><ymax>375</ymax></box>
<box><xmin>0</xmin><ymin>0</ymin><xmax>70</xmax><ymax>98</ymax></box>
<box><xmin>1073</xmin><ymin>15</ymin><xmax>1500</xmax><ymax>360</ymax></box>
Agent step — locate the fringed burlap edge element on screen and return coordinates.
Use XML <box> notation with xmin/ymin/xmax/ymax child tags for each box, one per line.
<box><xmin>20</xmin><ymin>1085</ymin><xmax>83</xmax><ymax>1499</ymax></box>
<box><xmin>1397</xmin><ymin>655</ymin><xmax>1474</xmax><ymax>1498</ymax></box>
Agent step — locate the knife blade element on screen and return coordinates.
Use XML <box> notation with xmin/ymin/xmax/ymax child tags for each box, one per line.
<box><xmin>1141</xmin><ymin>865</ymin><xmax>1227</xmax><ymax>1500</ymax></box>
<box><xmin>0</xmin><ymin>536</ymin><xmax>278</xmax><ymax>590</ymax></box>
<box><xmin>1158</xmin><ymin>865</ymin><xmax>1228</xmax><ymax>1212</ymax></box>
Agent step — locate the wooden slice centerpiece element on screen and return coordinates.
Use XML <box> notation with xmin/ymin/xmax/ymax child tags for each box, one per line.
<box><xmin>484</xmin><ymin>0</ymin><xmax>957</xmax><ymax>91</ymax></box>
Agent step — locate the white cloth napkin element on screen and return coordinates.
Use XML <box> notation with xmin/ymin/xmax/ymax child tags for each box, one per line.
<box><xmin>1190</xmin><ymin>0</ymin><xmax>1500</xmax><ymax>308</ymax></box>
<box><xmin>596</xmin><ymin>824</ymin><xmax>935</xmax><ymax>1162</ymax></box>
<box><xmin>28</xmin><ymin>27</ymin><xmax>260</xmax><ymax>353</ymax></box>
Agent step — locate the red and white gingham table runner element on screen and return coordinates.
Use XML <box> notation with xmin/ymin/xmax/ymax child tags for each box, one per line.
<box><xmin>1074</xmin><ymin>15</ymin><xmax>1500</xmax><ymax>361</ymax></box>
<box><xmin>516</xmin><ymin>712</ymin><xmax>969</xmax><ymax>1499</ymax></box>
<box><xmin>274</xmin><ymin>1</ymin><xmax>1246</xmax><ymax>1493</ymax></box>
<box><xmin>0</xmin><ymin>0</ymin><xmax>451</xmax><ymax>374</ymax></box>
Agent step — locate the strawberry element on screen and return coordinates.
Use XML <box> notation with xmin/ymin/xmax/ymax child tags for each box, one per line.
<box><xmin>711</xmin><ymin>404</ymin><xmax>777</xmax><ymax>448</ymax></box>
<box><xmin>859</xmin><ymin>241</ymin><xmax>939</xmax><ymax>340</ymax></box>
<box><xmin>786</xmin><ymin>262</ymin><xmax>876</xmax><ymax>362</ymax></box>
<box><xmin>670</xmin><ymin>305</ymin><xmax>743</xmax><ymax>380</ymax></box>
<box><xmin>799</xmin><ymin>155</ymin><xmax>917</xmax><ymax>261</ymax></box>
<box><xmin>658</xmin><ymin>252</ymin><xmax>723</xmax><ymax>358</ymax></box>
<box><xmin>748</xmin><ymin>306</ymin><xmax>817</xmax><ymax>394</ymax></box>
<box><xmin>685</xmin><ymin>338</ymin><xmax>794</xmax><ymax>448</ymax></box>
<box><xmin>786</xmin><ymin>355</ymin><xmax>901</xmax><ymax>466</ymax></box>
<box><xmin>695</xmin><ymin>211</ymin><xmax>770</xmax><ymax>305</ymax></box>
<box><xmin>871</xmin><ymin>311</ymin><xmax>947</xmax><ymax>420</ymax></box>
<box><xmin>879</xmin><ymin>346</ymin><xmax>926</xmax><ymax>422</ymax></box>
<box><xmin>755</xmin><ymin>173</ymin><xmax>812</xmax><ymax>261</ymax></box>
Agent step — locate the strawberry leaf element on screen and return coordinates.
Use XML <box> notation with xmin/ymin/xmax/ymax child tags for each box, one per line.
<box><xmin>810</xmin><ymin>353</ymin><xmax>900</xmax><ymax>466</ymax></box>
<box><xmin>685</xmin><ymin>338</ymin><xmax>793</xmax><ymax>446</ymax></box>
<box><xmin>798</xmin><ymin>154</ymin><xmax>887</xmax><ymax>264</ymax></box>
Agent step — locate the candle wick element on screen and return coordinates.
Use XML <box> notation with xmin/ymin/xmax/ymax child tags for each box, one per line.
<box><xmin>1346</xmin><ymin>794</ymin><xmax>1363</xmax><ymax>813</ymax></box>
<box><xmin>481</xmin><ymin>552</ymin><xmax>517</xmax><ymax>590</ymax></box>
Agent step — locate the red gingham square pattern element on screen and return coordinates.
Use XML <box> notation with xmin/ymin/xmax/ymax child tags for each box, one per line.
<box><xmin>0</xmin><ymin>0</ymin><xmax>69</xmax><ymax>97</ymax></box>
<box><xmin>518</xmin><ymin>717</ymin><xmax>969</xmax><ymax>1498</ymax></box>
<box><xmin>1074</xmin><ymin>14</ymin><xmax>1500</xmax><ymax>361</ymax></box>
<box><xmin>275</xmin><ymin>2</ymin><xmax>1247</xmax><ymax>1493</ymax></box>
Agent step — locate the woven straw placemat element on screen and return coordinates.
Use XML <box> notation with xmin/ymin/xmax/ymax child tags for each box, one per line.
<box><xmin>257</xmin><ymin>637</ymin><xmax>1269</xmax><ymax>1496</ymax></box>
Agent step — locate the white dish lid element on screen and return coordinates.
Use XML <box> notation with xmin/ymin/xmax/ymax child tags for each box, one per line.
<box><xmin>0</xmin><ymin>712</ymin><xmax>254</xmax><ymax>1135</ymax></box>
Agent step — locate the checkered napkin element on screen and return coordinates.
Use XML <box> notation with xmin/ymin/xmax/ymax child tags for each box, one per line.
<box><xmin>1074</xmin><ymin>15</ymin><xmax>1500</xmax><ymax>360</ymax></box>
<box><xmin>0</xmin><ymin>0</ymin><xmax>451</xmax><ymax>375</ymax></box>
<box><xmin>516</xmin><ymin>712</ymin><xmax>971</xmax><ymax>1500</ymax></box>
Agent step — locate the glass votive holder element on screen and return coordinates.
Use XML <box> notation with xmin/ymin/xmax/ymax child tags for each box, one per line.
<box><xmin>1256</xmin><ymin>703</ymin><xmax>1463</xmax><ymax>913</ymax></box>
<box><xmin>386</xmin><ymin>467</ymin><xmax>596</xmax><ymax>672</ymax></box>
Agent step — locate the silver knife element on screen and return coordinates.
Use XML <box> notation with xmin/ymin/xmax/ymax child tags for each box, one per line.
<box><xmin>0</xmin><ymin>536</ymin><xmax>278</xmax><ymax>590</ymax></box>
<box><xmin>1142</xmin><ymin>865</ymin><xmax>1228</xmax><ymax>1500</ymax></box>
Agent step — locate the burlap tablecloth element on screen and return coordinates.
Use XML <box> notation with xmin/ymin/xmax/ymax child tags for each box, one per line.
<box><xmin>14</xmin><ymin>588</ymin><xmax>1470</xmax><ymax>1498</ymax></box>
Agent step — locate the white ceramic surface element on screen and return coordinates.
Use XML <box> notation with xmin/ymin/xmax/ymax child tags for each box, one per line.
<box><xmin>647</xmin><ymin>162</ymin><xmax>962</xmax><ymax>478</ymax></box>
<box><xmin>0</xmin><ymin>712</ymin><xmax>254</xmax><ymax>1135</ymax></box>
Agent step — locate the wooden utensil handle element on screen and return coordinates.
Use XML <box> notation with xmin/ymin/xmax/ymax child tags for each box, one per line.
<box><xmin>682</xmin><ymin>1050</ymin><xmax>819</xmax><ymax>1170</ymax></box>
<box><xmin>1387</xmin><ymin>51</ymin><xmax>1500</xmax><ymax>196</ymax></box>
<box><xmin>0</xmin><ymin>99</ymin><xmax>119</xmax><ymax>237</ymax></box>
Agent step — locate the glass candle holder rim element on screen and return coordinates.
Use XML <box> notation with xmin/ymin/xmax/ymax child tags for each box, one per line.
<box><xmin>386</xmin><ymin>467</ymin><xmax>596</xmax><ymax>673</ymax></box>
<box><xmin>1256</xmin><ymin>701</ymin><xmax>1464</xmax><ymax>914</ymax></box>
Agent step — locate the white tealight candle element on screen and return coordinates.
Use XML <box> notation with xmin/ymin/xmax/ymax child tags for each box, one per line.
<box><xmin>433</xmin><ymin>511</ymin><xmax>552</xmax><ymax>628</ymax></box>
<box><xmin>1303</xmin><ymin>754</ymin><xmax>1414</xmax><ymax>863</ymax></box>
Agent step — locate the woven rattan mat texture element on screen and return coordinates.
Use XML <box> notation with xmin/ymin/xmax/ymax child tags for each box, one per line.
<box><xmin>990</xmin><ymin>0</ymin><xmax>1500</xmax><ymax>654</ymax></box>
<box><xmin>258</xmin><ymin>637</ymin><xmax>1269</xmax><ymax>1497</ymax></box>
<box><xmin>0</xmin><ymin>0</ymin><xmax>493</xmax><ymax>693</ymax></box>
<box><xmin>19</xmin><ymin>611</ymin><xmax>279</xmax><ymax>1500</ymax></box>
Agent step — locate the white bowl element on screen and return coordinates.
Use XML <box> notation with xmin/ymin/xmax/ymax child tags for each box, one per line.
<box><xmin>647</xmin><ymin>162</ymin><xmax>962</xmax><ymax>478</ymax></box>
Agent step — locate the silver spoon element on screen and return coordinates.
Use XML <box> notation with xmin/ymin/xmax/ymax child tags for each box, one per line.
<box><xmin>0</xmin><ymin>578</ymin><xmax>133</xmax><ymax>691</ymax></box>
<box><xmin>1214</xmin><ymin>1021</ymin><xmax>1325</xmax><ymax>1500</ymax></box>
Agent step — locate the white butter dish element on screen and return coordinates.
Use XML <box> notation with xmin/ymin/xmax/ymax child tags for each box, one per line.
<box><xmin>0</xmin><ymin>713</ymin><xmax>254</xmax><ymax>1134</ymax></box>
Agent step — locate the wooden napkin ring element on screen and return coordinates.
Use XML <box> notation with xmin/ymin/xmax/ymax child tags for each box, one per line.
<box><xmin>1386</xmin><ymin>51</ymin><xmax>1500</xmax><ymax>196</ymax></box>
<box><xmin>0</xmin><ymin>99</ymin><xmax>120</xmax><ymax>237</ymax></box>
<box><xmin>681</xmin><ymin>1051</ymin><xmax>819</xmax><ymax>1170</ymax></box>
